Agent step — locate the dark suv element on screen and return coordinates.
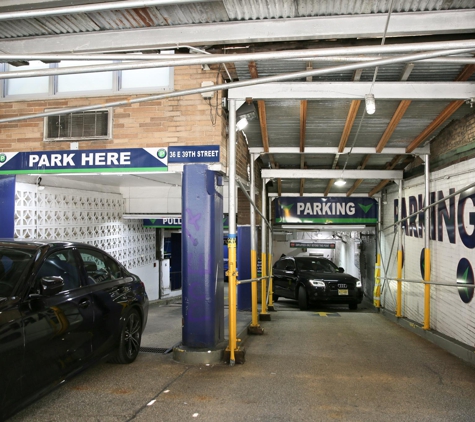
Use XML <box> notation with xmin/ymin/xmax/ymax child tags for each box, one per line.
<box><xmin>272</xmin><ymin>256</ymin><xmax>363</xmax><ymax>310</ymax></box>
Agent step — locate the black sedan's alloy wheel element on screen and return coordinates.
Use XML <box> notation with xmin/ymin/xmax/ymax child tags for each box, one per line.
<box><xmin>111</xmin><ymin>309</ymin><xmax>142</xmax><ymax>364</ymax></box>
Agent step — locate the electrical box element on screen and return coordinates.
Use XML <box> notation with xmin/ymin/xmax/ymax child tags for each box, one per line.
<box><xmin>201</xmin><ymin>81</ymin><xmax>215</xmax><ymax>99</ymax></box>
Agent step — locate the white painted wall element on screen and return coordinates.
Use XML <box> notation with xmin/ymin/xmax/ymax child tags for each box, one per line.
<box><xmin>131</xmin><ymin>261</ymin><xmax>159</xmax><ymax>301</ymax></box>
<box><xmin>380</xmin><ymin>158</ymin><xmax>475</xmax><ymax>347</ymax></box>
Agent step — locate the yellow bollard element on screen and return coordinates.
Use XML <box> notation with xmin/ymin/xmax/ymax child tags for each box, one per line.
<box><xmin>250</xmin><ymin>249</ymin><xmax>259</xmax><ymax>327</ymax></box>
<box><xmin>226</xmin><ymin>236</ymin><xmax>237</xmax><ymax>363</ymax></box>
<box><xmin>396</xmin><ymin>250</ymin><xmax>403</xmax><ymax>317</ymax></box>
<box><xmin>261</xmin><ymin>253</ymin><xmax>267</xmax><ymax>314</ymax></box>
<box><xmin>373</xmin><ymin>254</ymin><xmax>381</xmax><ymax>308</ymax></box>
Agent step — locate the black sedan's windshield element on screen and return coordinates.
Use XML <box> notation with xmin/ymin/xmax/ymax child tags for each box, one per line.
<box><xmin>0</xmin><ymin>247</ymin><xmax>36</xmax><ymax>297</ymax></box>
<box><xmin>296</xmin><ymin>258</ymin><xmax>338</xmax><ymax>273</ymax></box>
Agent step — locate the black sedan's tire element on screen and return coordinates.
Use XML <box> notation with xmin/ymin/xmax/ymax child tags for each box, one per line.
<box><xmin>110</xmin><ymin>308</ymin><xmax>142</xmax><ymax>364</ymax></box>
<box><xmin>349</xmin><ymin>303</ymin><xmax>358</xmax><ymax>311</ymax></box>
<box><xmin>298</xmin><ymin>286</ymin><xmax>308</xmax><ymax>311</ymax></box>
<box><xmin>272</xmin><ymin>293</ymin><xmax>279</xmax><ymax>302</ymax></box>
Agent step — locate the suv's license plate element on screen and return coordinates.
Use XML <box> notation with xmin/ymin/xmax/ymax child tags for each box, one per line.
<box><xmin>338</xmin><ymin>289</ymin><xmax>348</xmax><ymax>296</ymax></box>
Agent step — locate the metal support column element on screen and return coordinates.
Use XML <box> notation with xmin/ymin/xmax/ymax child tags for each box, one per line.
<box><xmin>248</xmin><ymin>154</ymin><xmax>264</xmax><ymax>334</ymax></box>
<box><xmin>226</xmin><ymin>99</ymin><xmax>239</xmax><ymax>365</ymax></box>
<box><xmin>259</xmin><ymin>179</ymin><xmax>270</xmax><ymax>321</ymax></box>
<box><xmin>423</xmin><ymin>154</ymin><xmax>431</xmax><ymax>330</ymax></box>
<box><xmin>396</xmin><ymin>181</ymin><xmax>403</xmax><ymax>317</ymax></box>
<box><xmin>267</xmin><ymin>196</ymin><xmax>275</xmax><ymax>312</ymax></box>
<box><xmin>374</xmin><ymin>198</ymin><xmax>382</xmax><ymax>308</ymax></box>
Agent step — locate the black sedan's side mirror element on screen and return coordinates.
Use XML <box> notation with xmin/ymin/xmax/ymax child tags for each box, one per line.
<box><xmin>41</xmin><ymin>276</ymin><xmax>64</xmax><ymax>296</ymax></box>
<box><xmin>338</xmin><ymin>267</ymin><xmax>345</xmax><ymax>273</ymax></box>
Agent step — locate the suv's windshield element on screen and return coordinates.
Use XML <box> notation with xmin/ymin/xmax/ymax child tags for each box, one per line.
<box><xmin>0</xmin><ymin>247</ymin><xmax>36</xmax><ymax>297</ymax></box>
<box><xmin>296</xmin><ymin>258</ymin><xmax>338</xmax><ymax>273</ymax></box>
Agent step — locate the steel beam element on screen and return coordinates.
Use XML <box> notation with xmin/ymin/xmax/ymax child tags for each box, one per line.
<box><xmin>249</xmin><ymin>147</ymin><xmax>430</xmax><ymax>155</ymax></box>
<box><xmin>0</xmin><ymin>10</ymin><xmax>474</xmax><ymax>54</ymax></box>
<box><xmin>228</xmin><ymin>82</ymin><xmax>475</xmax><ymax>101</ymax></box>
<box><xmin>262</xmin><ymin>169</ymin><xmax>403</xmax><ymax>180</ymax></box>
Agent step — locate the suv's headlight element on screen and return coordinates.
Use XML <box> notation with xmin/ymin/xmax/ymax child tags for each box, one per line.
<box><xmin>310</xmin><ymin>279</ymin><xmax>325</xmax><ymax>287</ymax></box>
<box><xmin>356</xmin><ymin>280</ymin><xmax>362</xmax><ymax>288</ymax></box>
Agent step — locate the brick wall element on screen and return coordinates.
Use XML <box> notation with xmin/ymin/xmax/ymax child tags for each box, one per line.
<box><xmin>0</xmin><ymin>65</ymin><xmax>229</xmax><ymax>168</ymax></box>
<box><xmin>431</xmin><ymin>113</ymin><xmax>475</xmax><ymax>159</ymax></box>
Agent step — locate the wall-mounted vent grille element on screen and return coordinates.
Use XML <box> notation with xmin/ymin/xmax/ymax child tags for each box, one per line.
<box><xmin>44</xmin><ymin>109</ymin><xmax>112</xmax><ymax>141</ymax></box>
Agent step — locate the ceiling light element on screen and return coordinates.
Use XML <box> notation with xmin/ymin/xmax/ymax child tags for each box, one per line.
<box><xmin>236</xmin><ymin>117</ymin><xmax>248</xmax><ymax>131</ymax></box>
<box><xmin>236</xmin><ymin>102</ymin><xmax>258</xmax><ymax>121</ymax></box>
<box><xmin>365</xmin><ymin>93</ymin><xmax>376</xmax><ymax>115</ymax></box>
<box><xmin>334</xmin><ymin>179</ymin><xmax>346</xmax><ymax>187</ymax></box>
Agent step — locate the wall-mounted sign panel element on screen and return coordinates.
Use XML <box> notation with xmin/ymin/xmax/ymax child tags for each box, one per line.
<box><xmin>168</xmin><ymin>145</ymin><xmax>220</xmax><ymax>163</ymax></box>
<box><xmin>290</xmin><ymin>242</ymin><xmax>336</xmax><ymax>249</ymax></box>
<box><xmin>144</xmin><ymin>215</ymin><xmax>228</xmax><ymax>229</ymax></box>
<box><xmin>0</xmin><ymin>146</ymin><xmax>220</xmax><ymax>175</ymax></box>
<box><xmin>275</xmin><ymin>197</ymin><xmax>378</xmax><ymax>225</ymax></box>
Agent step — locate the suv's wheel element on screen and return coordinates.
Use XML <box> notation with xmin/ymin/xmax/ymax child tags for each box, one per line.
<box><xmin>349</xmin><ymin>303</ymin><xmax>358</xmax><ymax>311</ymax></box>
<box><xmin>109</xmin><ymin>308</ymin><xmax>142</xmax><ymax>364</ymax></box>
<box><xmin>298</xmin><ymin>285</ymin><xmax>308</xmax><ymax>311</ymax></box>
<box><xmin>272</xmin><ymin>293</ymin><xmax>279</xmax><ymax>302</ymax></box>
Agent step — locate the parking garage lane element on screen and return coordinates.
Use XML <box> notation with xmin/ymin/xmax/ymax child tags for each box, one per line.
<box><xmin>10</xmin><ymin>299</ymin><xmax>475</xmax><ymax>422</ymax></box>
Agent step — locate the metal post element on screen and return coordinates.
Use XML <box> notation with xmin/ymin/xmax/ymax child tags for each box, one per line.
<box><xmin>396</xmin><ymin>181</ymin><xmax>403</xmax><ymax>317</ymax></box>
<box><xmin>423</xmin><ymin>154</ymin><xmax>431</xmax><ymax>330</ymax></box>
<box><xmin>374</xmin><ymin>198</ymin><xmax>382</xmax><ymax>308</ymax></box>
<box><xmin>226</xmin><ymin>99</ymin><xmax>238</xmax><ymax>365</ymax></box>
<box><xmin>259</xmin><ymin>179</ymin><xmax>270</xmax><ymax>321</ymax></box>
<box><xmin>267</xmin><ymin>196</ymin><xmax>275</xmax><ymax>312</ymax></box>
<box><xmin>248</xmin><ymin>155</ymin><xmax>263</xmax><ymax>334</ymax></box>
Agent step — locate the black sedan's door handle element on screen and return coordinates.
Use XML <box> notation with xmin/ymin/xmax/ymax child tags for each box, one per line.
<box><xmin>78</xmin><ymin>299</ymin><xmax>91</xmax><ymax>309</ymax></box>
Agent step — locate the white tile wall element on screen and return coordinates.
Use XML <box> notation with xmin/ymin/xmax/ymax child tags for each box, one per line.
<box><xmin>14</xmin><ymin>182</ymin><xmax>156</xmax><ymax>271</ymax></box>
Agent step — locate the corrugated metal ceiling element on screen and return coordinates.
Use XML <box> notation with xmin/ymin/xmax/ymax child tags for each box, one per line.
<box><xmin>0</xmin><ymin>1</ymin><xmax>474</xmax><ymax>198</ymax></box>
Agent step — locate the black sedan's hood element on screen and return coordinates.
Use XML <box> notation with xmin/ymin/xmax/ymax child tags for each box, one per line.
<box><xmin>299</xmin><ymin>271</ymin><xmax>358</xmax><ymax>282</ymax></box>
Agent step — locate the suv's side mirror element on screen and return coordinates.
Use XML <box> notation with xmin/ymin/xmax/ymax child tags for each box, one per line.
<box><xmin>41</xmin><ymin>276</ymin><xmax>64</xmax><ymax>296</ymax></box>
<box><xmin>285</xmin><ymin>265</ymin><xmax>294</xmax><ymax>271</ymax></box>
<box><xmin>338</xmin><ymin>267</ymin><xmax>345</xmax><ymax>273</ymax></box>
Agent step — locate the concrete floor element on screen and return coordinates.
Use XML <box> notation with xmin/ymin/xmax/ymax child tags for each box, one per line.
<box><xmin>10</xmin><ymin>298</ymin><xmax>475</xmax><ymax>421</ymax></box>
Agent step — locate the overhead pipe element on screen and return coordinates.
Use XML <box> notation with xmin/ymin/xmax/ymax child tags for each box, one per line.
<box><xmin>1</xmin><ymin>46</ymin><xmax>475</xmax><ymax>125</ymax></box>
<box><xmin>2</xmin><ymin>40</ymin><xmax>475</xmax><ymax>80</ymax></box>
<box><xmin>0</xmin><ymin>0</ymin><xmax>209</xmax><ymax>21</ymax></box>
<box><xmin>1</xmin><ymin>53</ymin><xmax>475</xmax><ymax>64</ymax></box>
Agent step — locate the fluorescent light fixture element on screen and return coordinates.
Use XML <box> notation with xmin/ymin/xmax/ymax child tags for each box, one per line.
<box><xmin>236</xmin><ymin>117</ymin><xmax>248</xmax><ymax>131</ymax></box>
<box><xmin>334</xmin><ymin>179</ymin><xmax>346</xmax><ymax>186</ymax></box>
<box><xmin>365</xmin><ymin>93</ymin><xmax>376</xmax><ymax>115</ymax></box>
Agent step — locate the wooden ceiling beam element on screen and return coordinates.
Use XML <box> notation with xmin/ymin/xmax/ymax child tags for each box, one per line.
<box><xmin>368</xmin><ymin>155</ymin><xmax>402</xmax><ymax>197</ymax></box>
<box><xmin>346</xmin><ymin>154</ymin><xmax>371</xmax><ymax>197</ymax></box>
<box><xmin>249</xmin><ymin>61</ymin><xmax>277</xmax><ymax>173</ymax></box>
<box><xmin>338</xmin><ymin>100</ymin><xmax>361</xmax><ymax>153</ymax></box>
<box><xmin>406</xmin><ymin>64</ymin><xmax>475</xmax><ymax>153</ymax></box>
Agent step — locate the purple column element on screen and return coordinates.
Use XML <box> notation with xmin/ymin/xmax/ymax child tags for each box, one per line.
<box><xmin>182</xmin><ymin>165</ymin><xmax>224</xmax><ymax>348</ymax></box>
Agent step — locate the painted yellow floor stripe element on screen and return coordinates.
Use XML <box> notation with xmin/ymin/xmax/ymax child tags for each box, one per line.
<box><xmin>314</xmin><ymin>312</ymin><xmax>340</xmax><ymax>317</ymax></box>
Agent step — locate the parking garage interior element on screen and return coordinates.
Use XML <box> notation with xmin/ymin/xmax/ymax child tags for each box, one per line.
<box><xmin>1</xmin><ymin>1</ymin><xmax>475</xmax><ymax>420</ymax></box>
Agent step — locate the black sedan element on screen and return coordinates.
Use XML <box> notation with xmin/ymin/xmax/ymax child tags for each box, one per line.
<box><xmin>272</xmin><ymin>256</ymin><xmax>363</xmax><ymax>311</ymax></box>
<box><xmin>0</xmin><ymin>240</ymin><xmax>149</xmax><ymax>421</ymax></box>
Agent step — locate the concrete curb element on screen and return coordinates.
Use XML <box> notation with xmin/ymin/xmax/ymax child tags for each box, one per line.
<box><xmin>381</xmin><ymin>308</ymin><xmax>475</xmax><ymax>367</ymax></box>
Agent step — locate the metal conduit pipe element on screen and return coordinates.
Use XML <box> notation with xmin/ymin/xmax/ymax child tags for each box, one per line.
<box><xmin>382</xmin><ymin>180</ymin><xmax>475</xmax><ymax>233</ymax></box>
<box><xmin>2</xmin><ymin>41</ymin><xmax>475</xmax><ymax>80</ymax></box>
<box><xmin>1</xmin><ymin>47</ymin><xmax>474</xmax><ymax>125</ymax></box>
<box><xmin>381</xmin><ymin>277</ymin><xmax>475</xmax><ymax>289</ymax></box>
<box><xmin>1</xmin><ymin>54</ymin><xmax>474</xmax><ymax>65</ymax></box>
<box><xmin>0</xmin><ymin>0</ymin><xmax>209</xmax><ymax>21</ymax></box>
